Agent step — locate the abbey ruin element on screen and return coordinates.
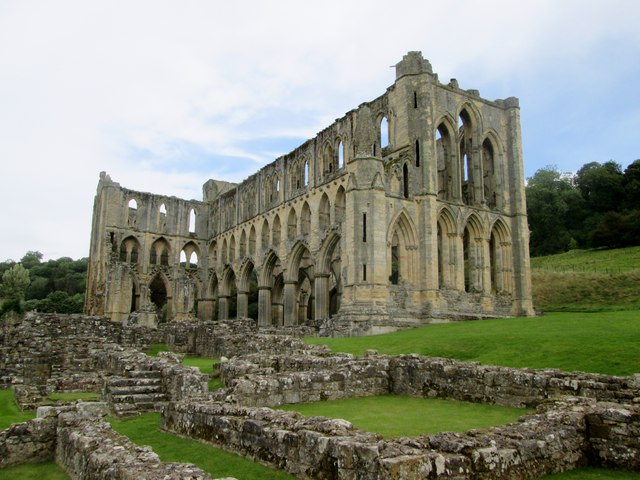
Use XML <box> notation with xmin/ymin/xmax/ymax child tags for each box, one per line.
<box><xmin>85</xmin><ymin>51</ymin><xmax>534</xmax><ymax>334</ymax></box>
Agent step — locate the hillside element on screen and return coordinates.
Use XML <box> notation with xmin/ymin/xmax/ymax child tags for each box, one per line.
<box><xmin>531</xmin><ymin>246</ymin><xmax>640</xmax><ymax>311</ymax></box>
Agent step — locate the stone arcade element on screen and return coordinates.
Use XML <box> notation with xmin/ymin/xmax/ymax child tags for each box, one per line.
<box><xmin>85</xmin><ymin>52</ymin><xmax>534</xmax><ymax>334</ymax></box>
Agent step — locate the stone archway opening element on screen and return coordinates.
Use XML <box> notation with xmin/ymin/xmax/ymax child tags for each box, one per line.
<box><xmin>149</xmin><ymin>275</ymin><xmax>168</xmax><ymax>321</ymax></box>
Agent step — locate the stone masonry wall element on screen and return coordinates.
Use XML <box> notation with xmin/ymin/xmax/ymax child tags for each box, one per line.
<box><xmin>162</xmin><ymin>398</ymin><xmax>599</xmax><ymax>479</ymax></box>
<box><xmin>0</xmin><ymin>403</ymin><xmax>215</xmax><ymax>479</ymax></box>
<box><xmin>218</xmin><ymin>351</ymin><xmax>640</xmax><ymax>409</ymax></box>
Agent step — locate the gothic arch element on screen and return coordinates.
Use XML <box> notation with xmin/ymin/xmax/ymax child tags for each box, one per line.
<box><xmin>489</xmin><ymin>218</ymin><xmax>514</xmax><ymax>294</ymax></box>
<box><xmin>238</xmin><ymin>258</ymin><xmax>257</xmax><ymax>292</ymax></box>
<box><xmin>219</xmin><ymin>266</ymin><xmax>237</xmax><ymax>297</ymax></box>
<box><xmin>260</xmin><ymin>219</ymin><xmax>270</xmax><ymax>252</ymax></box>
<box><xmin>318</xmin><ymin>193</ymin><xmax>331</xmax><ymax>231</ymax></box>
<box><xmin>119</xmin><ymin>236</ymin><xmax>141</xmax><ymax>264</ymax></box>
<box><xmin>285</xmin><ymin>241</ymin><xmax>313</xmax><ymax>283</ymax></box>
<box><xmin>463</xmin><ymin>213</ymin><xmax>485</xmax><ymax>293</ymax></box>
<box><xmin>150</xmin><ymin>237</ymin><xmax>171</xmax><ymax>266</ymax></box>
<box><xmin>287</xmin><ymin>208</ymin><xmax>297</xmax><ymax>241</ymax></box>
<box><xmin>437</xmin><ymin>207</ymin><xmax>457</xmax><ymax>289</ymax></box>
<box><xmin>301</xmin><ymin>202</ymin><xmax>311</xmax><ymax>236</ymax></box>
<box><xmin>181</xmin><ymin>241</ymin><xmax>200</xmax><ymax>268</ymax></box>
<box><xmin>435</xmin><ymin>115</ymin><xmax>458</xmax><ymax>201</ymax></box>
<box><xmin>387</xmin><ymin>210</ymin><xmax>418</xmax><ymax>285</ymax></box>
<box><xmin>272</xmin><ymin>214</ymin><xmax>282</xmax><ymax>246</ymax></box>
<box><xmin>259</xmin><ymin>250</ymin><xmax>282</xmax><ymax>287</ymax></box>
<box><xmin>334</xmin><ymin>186</ymin><xmax>346</xmax><ymax>223</ymax></box>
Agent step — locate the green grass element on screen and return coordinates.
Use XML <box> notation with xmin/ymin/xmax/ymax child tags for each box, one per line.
<box><xmin>530</xmin><ymin>247</ymin><xmax>640</xmax><ymax>311</ymax></box>
<box><xmin>278</xmin><ymin>395</ymin><xmax>530</xmax><ymax>439</ymax></box>
<box><xmin>146</xmin><ymin>343</ymin><xmax>169</xmax><ymax>356</ymax></box>
<box><xmin>531</xmin><ymin>246</ymin><xmax>640</xmax><ymax>274</ymax></box>
<box><xmin>182</xmin><ymin>356</ymin><xmax>217</xmax><ymax>376</ymax></box>
<box><xmin>306</xmin><ymin>311</ymin><xmax>640</xmax><ymax>376</ymax></box>
<box><xmin>0</xmin><ymin>462</ymin><xmax>69</xmax><ymax>480</ymax></box>
<box><xmin>109</xmin><ymin>413</ymin><xmax>294</xmax><ymax>479</ymax></box>
<box><xmin>0</xmin><ymin>389</ymin><xmax>35</xmax><ymax>430</ymax></box>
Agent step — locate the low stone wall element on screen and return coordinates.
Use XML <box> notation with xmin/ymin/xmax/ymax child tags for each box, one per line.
<box><xmin>162</xmin><ymin>397</ymin><xmax>609</xmax><ymax>479</ymax></box>
<box><xmin>0</xmin><ymin>313</ymin><xmax>162</xmax><ymax>390</ymax></box>
<box><xmin>219</xmin><ymin>351</ymin><xmax>640</xmax><ymax>409</ymax></box>
<box><xmin>0</xmin><ymin>402</ymin><xmax>216</xmax><ymax>479</ymax></box>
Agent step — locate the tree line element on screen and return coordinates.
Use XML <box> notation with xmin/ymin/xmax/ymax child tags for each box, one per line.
<box><xmin>0</xmin><ymin>251</ymin><xmax>87</xmax><ymax>317</ymax></box>
<box><xmin>526</xmin><ymin>159</ymin><xmax>640</xmax><ymax>257</ymax></box>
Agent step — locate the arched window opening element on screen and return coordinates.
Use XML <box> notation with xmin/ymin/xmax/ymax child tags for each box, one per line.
<box><xmin>338</xmin><ymin>141</ymin><xmax>345</xmax><ymax>168</ymax></box>
<box><xmin>437</xmin><ymin>224</ymin><xmax>444</xmax><ymax>288</ymax></box>
<box><xmin>180</xmin><ymin>250</ymin><xmax>187</xmax><ymax>266</ymax></box>
<box><xmin>189</xmin><ymin>251</ymin><xmax>198</xmax><ymax>267</ymax></box>
<box><xmin>249</xmin><ymin>226</ymin><xmax>256</xmax><ymax>256</ymax></box>
<box><xmin>436</xmin><ymin>124</ymin><xmax>450</xmax><ymax>201</ymax></box>
<box><xmin>128</xmin><ymin>199</ymin><xmax>137</xmax><ymax>209</ymax></box>
<box><xmin>272</xmin><ymin>215</ymin><xmax>281</xmax><ymax>246</ymax></box>
<box><xmin>287</xmin><ymin>209</ymin><xmax>297</xmax><ymax>241</ymax></box>
<box><xmin>413</xmin><ymin>91</ymin><xmax>418</xmax><ymax>109</ymax></box>
<box><xmin>390</xmin><ymin>232</ymin><xmax>400</xmax><ymax>285</ymax></box>
<box><xmin>188</xmin><ymin>209</ymin><xmax>196</xmax><ymax>233</ymax></box>
<box><xmin>301</xmin><ymin>203</ymin><xmax>311</xmax><ymax>236</ymax></box>
<box><xmin>304</xmin><ymin>160</ymin><xmax>309</xmax><ymax>186</ymax></box>
<box><xmin>276</xmin><ymin>178</ymin><xmax>280</xmax><ymax>192</ymax></box>
<box><xmin>261</xmin><ymin>220</ymin><xmax>270</xmax><ymax>251</ymax></box>
<box><xmin>246</xmin><ymin>267</ymin><xmax>259</xmax><ymax>320</ymax></box>
<box><xmin>334</xmin><ymin>186</ymin><xmax>346</xmax><ymax>224</ymax></box>
<box><xmin>463</xmin><ymin>228</ymin><xmax>471</xmax><ymax>293</ymax></box>
<box><xmin>239</xmin><ymin>230</ymin><xmax>247</xmax><ymax>258</ymax></box>
<box><xmin>319</xmin><ymin>194</ymin><xmax>330</xmax><ymax>231</ymax></box>
<box><xmin>459</xmin><ymin>109</ymin><xmax>474</xmax><ymax>205</ymax></box>
<box><xmin>482</xmin><ymin>138</ymin><xmax>496</xmax><ymax>208</ymax></box>
<box><xmin>380</xmin><ymin>116</ymin><xmax>389</xmax><ymax>149</ymax></box>
<box><xmin>159</xmin><ymin>203</ymin><xmax>167</xmax><ymax>215</ymax></box>
<box><xmin>120</xmin><ymin>237</ymin><xmax>140</xmax><ymax>264</ymax></box>
<box><xmin>130</xmin><ymin>243</ymin><xmax>138</xmax><ymax>264</ymax></box>
<box><xmin>221</xmin><ymin>239</ymin><xmax>228</xmax><ymax>265</ymax></box>
<box><xmin>149</xmin><ymin>275</ymin><xmax>168</xmax><ymax>320</ymax></box>
<box><xmin>229</xmin><ymin>236</ymin><xmax>236</xmax><ymax>263</ymax></box>
<box><xmin>415</xmin><ymin>140</ymin><xmax>420</xmax><ymax>167</ymax></box>
<box><xmin>402</xmin><ymin>163</ymin><xmax>409</xmax><ymax>199</ymax></box>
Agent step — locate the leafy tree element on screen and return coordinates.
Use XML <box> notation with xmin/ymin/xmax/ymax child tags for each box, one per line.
<box><xmin>526</xmin><ymin>166</ymin><xmax>584</xmax><ymax>256</ymax></box>
<box><xmin>574</xmin><ymin>161</ymin><xmax>624</xmax><ymax>213</ymax></box>
<box><xmin>0</xmin><ymin>263</ymin><xmax>31</xmax><ymax>316</ymax></box>
<box><xmin>20</xmin><ymin>251</ymin><xmax>43</xmax><ymax>269</ymax></box>
<box><xmin>622</xmin><ymin>159</ymin><xmax>640</xmax><ymax>210</ymax></box>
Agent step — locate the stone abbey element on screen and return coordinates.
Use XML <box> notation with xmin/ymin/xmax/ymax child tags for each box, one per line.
<box><xmin>85</xmin><ymin>51</ymin><xmax>534</xmax><ymax>335</ymax></box>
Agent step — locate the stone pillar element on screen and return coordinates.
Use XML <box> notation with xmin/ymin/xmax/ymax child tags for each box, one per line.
<box><xmin>314</xmin><ymin>273</ymin><xmax>330</xmax><ymax>321</ymax></box>
<box><xmin>237</xmin><ymin>290</ymin><xmax>248</xmax><ymax>318</ymax></box>
<box><xmin>218</xmin><ymin>295</ymin><xmax>229</xmax><ymax>320</ymax></box>
<box><xmin>257</xmin><ymin>287</ymin><xmax>272</xmax><ymax>327</ymax></box>
<box><xmin>283</xmin><ymin>281</ymin><xmax>297</xmax><ymax>326</ymax></box>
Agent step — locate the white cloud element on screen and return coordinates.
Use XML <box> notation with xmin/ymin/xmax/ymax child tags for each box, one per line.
<box><xmin>0</xmin><ymin>0</ymin><xmax>639</xmax><ymax>260</ymax></box>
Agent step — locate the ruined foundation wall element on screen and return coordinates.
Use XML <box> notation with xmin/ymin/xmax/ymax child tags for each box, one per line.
<box><xmin>0</xmin><ymin>403</ymin><xmax>214</xmax><ymax>479</ymax></box>
<box><xmin>162</xmin><ymin>398</ymin><xmax>597</xmax><ymax>480</ymax></box>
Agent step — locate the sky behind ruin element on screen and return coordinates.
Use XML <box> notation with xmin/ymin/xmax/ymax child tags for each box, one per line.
<box><xmin>1</xmin><ymin>0</ymin><xmax>639</xmax><ymax>261</ymax></box>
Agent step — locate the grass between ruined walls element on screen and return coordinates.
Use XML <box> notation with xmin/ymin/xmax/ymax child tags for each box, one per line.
<box><xmin>0</xmin><ymin>462</ymin><xmax>69</xmax><ymax>480</ymax></box>
<box><xmin>0</xmin><ymin>389</ymin><xmax>35</xmax><ymax>430</ymax></box>
<box><xmin>305</xmin><ymin>310</ymin><xmax>640</xmax><ymax>376</ymax></box>
<box><xmin>278</xmin><ymin>394</ymin><xmax>531</xmax><ymax>439</ymax></box>
<box><xmin>109</xmin><ymin>413</ymin><xmax>295</xmax><ymax>480</ymax></box>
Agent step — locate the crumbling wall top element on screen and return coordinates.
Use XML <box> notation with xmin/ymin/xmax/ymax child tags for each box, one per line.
<box><xmin>395</xmin><ymin>51</ymin><xmax>433</xmax><ymax>79</ymax></box>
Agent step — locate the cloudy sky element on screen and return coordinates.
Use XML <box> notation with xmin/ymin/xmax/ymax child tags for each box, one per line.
<box><xmin>1</xmin><ymin>0</ymin><xmax>639</xmax><ymax>262</ymax></box>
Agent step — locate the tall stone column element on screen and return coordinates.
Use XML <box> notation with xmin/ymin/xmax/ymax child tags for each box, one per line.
<box><xmin>218</xmin><ymin>295</ymin><xmax>229</xmax><ymax>320</ymax></box>
<box><xmin>314</xmin><ymin>273</ymin><xmax>329</xmax><ymax>321</ymax></box>
<box><xmin>236</xmin><ymin>290</ymin><xmax>248</xmax><ymax>318</ymax></box>
<box><xmin>257</xmin><ymin>286</ymin><xmax>272</xmax><ymax>327</ymax></box>
<box><xmin>283</xmin><ymin>281</ymin><xmax>297</xmax><ymax>326</ymax></box>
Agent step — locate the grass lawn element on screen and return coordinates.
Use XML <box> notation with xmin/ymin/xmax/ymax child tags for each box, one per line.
<box><xmin>109</xmin><ymin>413</ymin><xmax>294</xmax><ymax>480</ymax></box>
<box><xmin>306</xmin><ymin>311</ymin><xmax>640</xmax><ymax>376</ymax></box>
<box><xmin>278</xmin><ymin>394</ymin><xmax>530</xmax><ymax>439</ymax></box>
<box><xmin>0</xmin><ymin>462</ymin><xmax>69</xmax><ymax>480</ymax></box>
<box><xmin>0</xmin><ymin>389</ymin><xmax>35</xmax><ymax>430</ymax></box>
<box><xmin>531</xmin><ymin>246</ymin><xmax>640</xmax><ymax>274</ymax></box>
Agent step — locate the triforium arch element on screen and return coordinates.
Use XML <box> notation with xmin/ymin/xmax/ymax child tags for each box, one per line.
<box><xmin>387</xmin><ymin>210</ymin><xmax>418</xmax><ymax>286</ymax></box>
<box><xmin>237</xmin><ymin>259</ymin><xmax>258</xmax><ymax>319</ymax></box>
<box><xmin>489</xmin><ymin>218</ymin><xmax>514</xmax><ymax>295</ymax></box>
<box><xmin>462</xmin><ymin>213</ymin><xmax>485</xmax><ymax>293</ymax></box>
<box><xmin>87</xmin><ymin>52</ymin><xmax>534</xmax><ymax>331</ymax></box>
<box><xmin>437</xmin><ymin>207</ymin><xmax>458</xmax><ymax>289</ymax></box>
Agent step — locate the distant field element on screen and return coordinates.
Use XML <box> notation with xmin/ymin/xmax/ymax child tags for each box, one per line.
<box><xmin>531</xmin><ymin>246</ymin><xmax>640</xmax><ymax>273</ymax></box>
<box><xmin>306</xmin><ymin>311</ymin><xmax>640</xmax><ymax>376</ymax></box>
<box><xmin>531</xmin><ymin>247</ymin><xmax>640</xmax><ymax>311</ymax></box>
